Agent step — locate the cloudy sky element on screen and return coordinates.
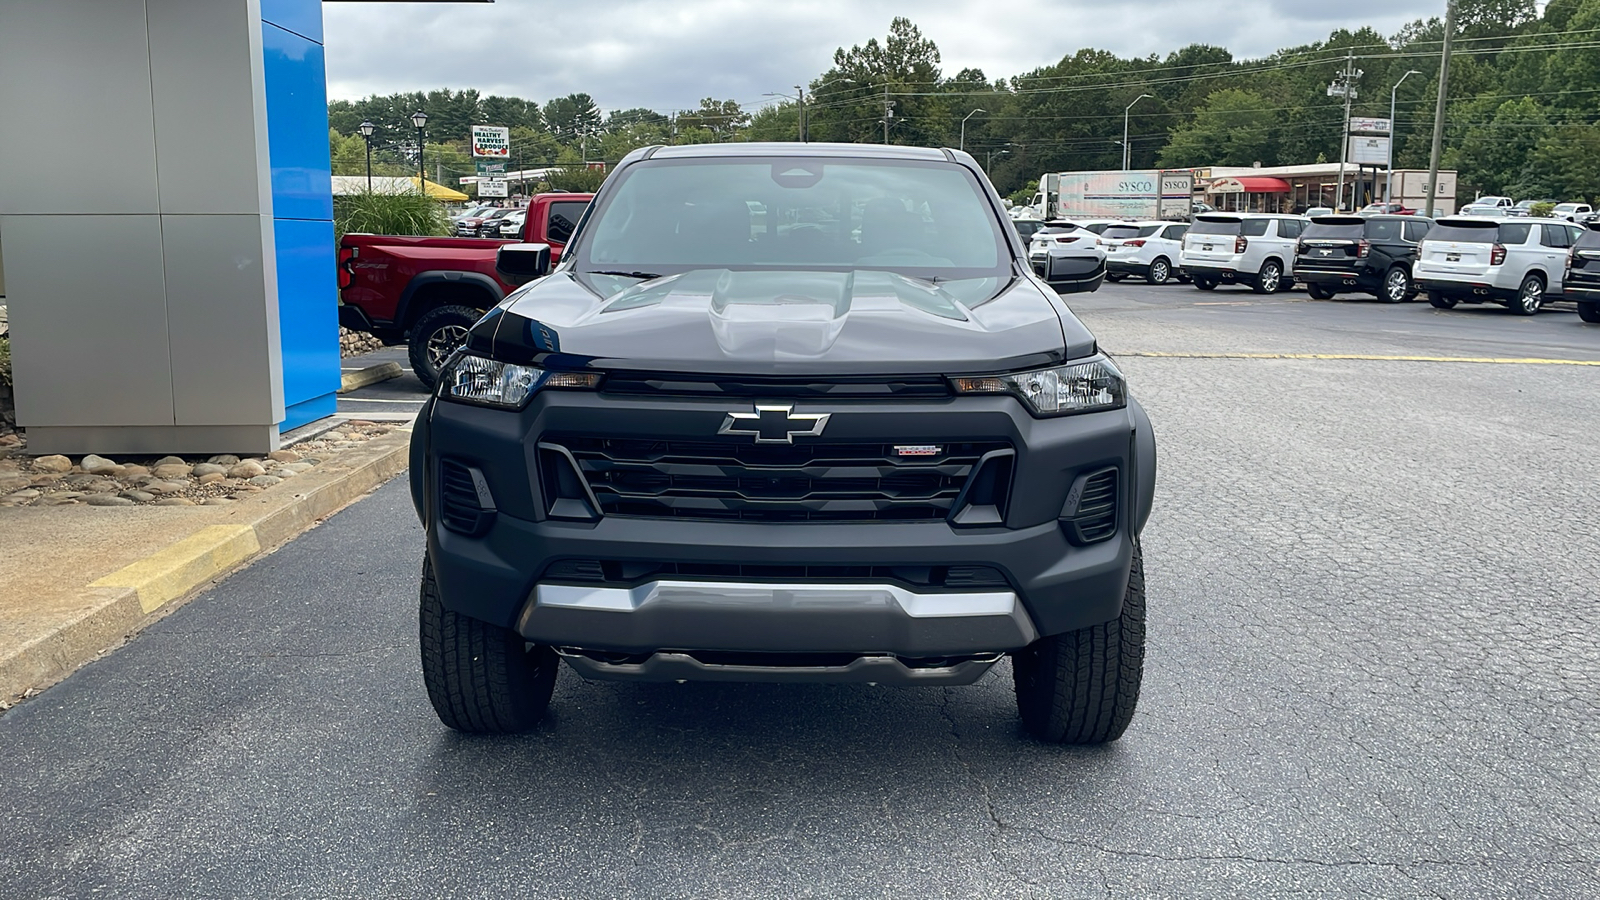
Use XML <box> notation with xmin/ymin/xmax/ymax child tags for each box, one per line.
<box><xmin>323</xmin><ymin>0</ymin><xmax>1449</xmax><ymax>114</ymax></box>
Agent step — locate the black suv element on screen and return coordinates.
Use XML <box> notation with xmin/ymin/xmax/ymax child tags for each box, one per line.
<box><xmin>1295</xmin><ymin>214</ymin><xmax>1433</xmax><ymax>302</ymax></box>
<box><xmin>409</xmin><ymin>144</ymin><xmax>1158</xmax><ymax>744</ymax></box>
<box><xmin>1564</xmin><ymin>221</ymin><xmax>1600</xmax><ymax>324</ymax></box>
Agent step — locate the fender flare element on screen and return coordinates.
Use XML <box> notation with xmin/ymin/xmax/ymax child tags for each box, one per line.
<box><xmin>1129</xmin><ymin>397</ymin><xmax>1157</xmax><ymax>536</ymax></box>
<box><xmin>396</xmin><ymin>271</ymin><xmax>505</xmax><ymax>329</ymax></box>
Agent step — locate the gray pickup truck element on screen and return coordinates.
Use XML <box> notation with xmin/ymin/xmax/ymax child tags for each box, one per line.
<box><xmin>409</xmin><ymin>143</ymin><xmax>1157</xmax><ymax>744</ymax></box>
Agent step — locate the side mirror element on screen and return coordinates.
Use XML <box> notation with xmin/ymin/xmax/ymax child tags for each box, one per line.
<box><xmin>496</xmin><ymin>242</ymin><xmax>552</xmax><ymax>285</ymax></box>
<box><xmin>1044</xmin><ymin>250</ymin><xmax>1106</xmax><ymax>294</ymax></box>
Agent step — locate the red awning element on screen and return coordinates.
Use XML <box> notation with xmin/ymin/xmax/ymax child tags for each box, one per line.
<box><xmin>1210</xmin><ymin>176</ymin><xmax>1293</xmax><ymax>194</ymax></box>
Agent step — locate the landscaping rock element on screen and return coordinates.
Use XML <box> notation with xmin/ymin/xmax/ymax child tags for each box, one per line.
<box><xmin>267</xmin><ymin>449</ymin><xmax>300</xmax><ymax>462</ymax></box>
<box><xmin>121</xmin><ymin>465</ymin><xmax>151</xmax><ymax>477</ymax></box>
<box><xmin>153</xmin><ymin>456</ymin><xmax>186</xmax><ymax>467</ymax></box>
<box><xmin>85</xmin><ymin>494</ymin><xmax>134</xmax><ymax>507</ymax></box>
<box><xmin>198</xmin><ymin>472</ymin><xmax>227</xmax><ymax>485</ymax></box>
<box><xmin>151</xmin><ymin>463</ymin><xmax>192</xmax><ymax>479</ymax></box>
<box><xmin>207</xmin><ymin>454</ymin><xmax>241</xmax><ymax>466</ymax></box>
<box><xmin>155</xmin><ymin>497</ymin><xmax>196</xmax><ymax>507</ymax></box>
<box><xmin>0</xmin><ymin>474</ymin><xmax>33</xmax><ymax>493</ymax></box>
<box><xmin>279</xmin><ymin>463</ymin><xmax>315</xmax><ymax>475</ymax></box>
<box><xmin>33</xmin><ymin>455</ymin><xmax>72</xmax><ymax>473</ymax></box>
<box><xmin>227</xmin><ymin>461</ymin><xmax>266</xmax><ymax>479</ymax></box>
<box><xmin>247</xmin><ymin>475</ymin><xmax>282</xmax><ymax>487</ymax></box>
<box><xmin>191</xmin><ymin>463</ymin><xmax>227</xmax><ymax>477</ymax></box>
<box><xmin>145</xmin><ymin>481</ymin><xmax>186</xmax><ymax>494</ymax></box>
<box><xmin>6</xmin><ymin>489</ymin><xmax>41</xmax><ymax>500</ymax></box>
<box><xmin>81</xmin><ymin>454</ymin><xmax>120</xmax><ymax>474</ymax></box>
<box><xmin>119</xmin><ymin>490</ymin><xmax>155</xmax><ymax>503</ymax></box>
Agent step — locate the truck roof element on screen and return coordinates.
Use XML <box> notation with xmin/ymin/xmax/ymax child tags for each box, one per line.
<box><xmin>641</xmin><ymin>142</ymin><xmax>952</xmax><ymax>162</ymax></box>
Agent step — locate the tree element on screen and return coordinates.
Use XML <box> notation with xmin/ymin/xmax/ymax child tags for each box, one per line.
<box><xmin>1158</xmin><ymin>89</ymin><xmax>1278</xmax><ymax>167</ymax></box>
<box><xmin>808</xmin><ymin>17</ymin><xmax>944</xmax><ymax>145</ymax></box>
<box><xmin>542</xmin><ymin>93</ymin><xmax>603</xmax><ymax>145</ymax></box>
<box><xmin>675</xmin><ymin>98</ymin><xmax>750</xmax><ymax>139</ymax></box>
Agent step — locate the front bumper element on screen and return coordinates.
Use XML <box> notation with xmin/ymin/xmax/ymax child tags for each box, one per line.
<box><xmin>411</xmin><ymin>388</ymin><xmax>1157</xmax><ymax>666</ymax></box>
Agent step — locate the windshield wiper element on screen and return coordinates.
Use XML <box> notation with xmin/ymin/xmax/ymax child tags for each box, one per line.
<box><xmin>588</xmin><ymin>270</ymin><xmax>662</xmax><ymax>280</ymax></box>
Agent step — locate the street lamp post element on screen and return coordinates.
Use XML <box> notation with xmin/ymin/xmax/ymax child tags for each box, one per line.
<box><xmin>1387</xmin><ymin>70</ymin><xmax>1422</xmax><ymax>205</ymax></box>
<box><xmin>960</xmin><ymin>108</ymin><xmax>985</xmax><ymax>153</ymax></box>
<box><xmin>357</xmin><ymin>120</ymin><xmax>376</xmax><ymax>192</ymax></box>
<box><xmin>410</xmin><ymin>110</ymin><xmax>428</xmax><ymax>191</ymax></box>
<box><xmin>1123</xmin><ymin>94</ymin><xmax>1153</xmax><ymax>171</ymax></box>
<box><xmin>985</xmin><ymin>146</ymin><xmax>1010</xmax><ymax>174</ymax></box>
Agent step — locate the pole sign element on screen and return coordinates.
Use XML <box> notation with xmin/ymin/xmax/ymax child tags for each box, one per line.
<box><xmin>1348</xmin><ymin>135</ymin><xmax>1391</xmax><ymax>165</ymax></box>
<box><xmin>475</xmin><ymin>160</ymin><xmax>507</xmax><ymax>177</ymax></box>
<box><xmin>471</xmin><ymin>125</ymin><xmax>510</xmax><ymax>158</ymax></box>
<box><xmin>1348</xmin><ymin>117</ymin><xmax>1392</xmax><ymax>135</ymax></box>
<box><xmin>477</xmin><ymin>178</ymin><xmax>508</xmax><ymax>198</ymax></box>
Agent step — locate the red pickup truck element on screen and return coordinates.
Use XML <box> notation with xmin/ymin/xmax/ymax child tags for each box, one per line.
<box><xmin>337</xmin><ymin>192</ymin><xmax>593</xmax><ymax>387</ymax></box>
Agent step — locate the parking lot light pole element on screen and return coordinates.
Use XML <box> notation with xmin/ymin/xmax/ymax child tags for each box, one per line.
<box><xmin>1387</xmin><ymin>71</ymin><xmax>1422</xmax><ymax>205</ymax></box>
<box><xmin>358</xmin><ymin>120</ymin><xmax>376</xmax><ymax>192</ymax></box>
<box><xmin>985</xmin><ymin>146</ymin><xmax>1010</xmax><ymax>174</ymax></box>
<box><xmin>960</xmin><ymin>108</ymin><xmax>985</xmax><ymax>153</ymax></box>
<box><xmin>1123</xmin><ymin>94</ymin><xmax>1152</xmax><ymax>171</ymax></box>
<box><xmin>410</xmin><ymin>110</ymin><xmax>428</xmax><ymax>191</ymax></box>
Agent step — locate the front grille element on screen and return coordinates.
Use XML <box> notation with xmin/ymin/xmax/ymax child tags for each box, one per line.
<box><xmin>548</xmin><ymin>435</ymin><xmax>1011</xmax><ymax>522</ymax></box>
<box><xmin>541</xmin><ymin>559</ymin><xmax>1012</xmax><ymax>590</ymax></box>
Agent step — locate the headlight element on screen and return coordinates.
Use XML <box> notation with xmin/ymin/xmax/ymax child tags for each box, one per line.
<box><xmin>950</xmin><ymin>355</ymin><xmax>1126</xmax><ymax>417</ymax></box>
<box><xmin>442</xmin><ymin>354</ymin><xmax>600</xmax><ymax>409</ymax></box>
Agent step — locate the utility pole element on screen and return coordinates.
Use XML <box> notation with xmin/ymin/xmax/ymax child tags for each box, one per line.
<box><xmin>882</xmin><ymin>85</ymin><xmax>895</xmax><ymax>144</ymax></box>
<box><xmin>1425</xmin><ymin>0</ymin><xmax>1456</xmax><ymax>219</ymax></box>
<box><xmin>796</xmin><ymin>85</ymin><xmax>807</xmax><ymax>143</ymax></box>
<box><xmin>1328</xmin><ymin>54</ymin><xmax>1362</xmax><ymax>212</ymax></box>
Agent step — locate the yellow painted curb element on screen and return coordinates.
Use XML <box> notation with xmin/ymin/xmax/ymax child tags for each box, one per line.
<box><xmin>1118</xmin><ymin>351</ymin><xmax>1600</xmax><ymax>367</ymax></box>
<box><xmin>339</xmin><ymin>362</ymin><xmax>404</xmax><ymax>394</ymax></box>
<box><xmin>89</xmin><ymin>525</ymin><xmax>262</xmax><ymax>614</ymax></box>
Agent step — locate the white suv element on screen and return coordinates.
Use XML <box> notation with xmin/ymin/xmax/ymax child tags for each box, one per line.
<box><xmin>1553</xmin><ymin>202</ymin><xmax>1592</xmax><ymax>223</ymax></box>
<box><xmin>1100</xmin><ymin>221</ymin><xmax>1190</xmax><ymax>285</ymax></box>
<box><xmin>1414</xmin><ymin>217</ymin><xmax>1584</xmax><ymax>315</ymax></box>
<box><xmin>1179</xmin><ymin>213</ymin><xmax>1307</xmax><ymax>293</ymax></box>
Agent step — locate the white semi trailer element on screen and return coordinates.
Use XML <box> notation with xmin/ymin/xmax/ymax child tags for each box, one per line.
<box><xmin>1032</xmin><ymin>170</ymin><xmax>1194</xmax><ymax>221</ymax></box>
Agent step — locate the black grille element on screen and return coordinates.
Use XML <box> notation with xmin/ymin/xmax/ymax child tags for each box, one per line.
<box><xmin>601</xmin><ymin>374</ymin><xmax>951</xmax><ymax>398</ymax></box>
<box><xmin>1066</xmin><ymin>468</ymin><xmax>1118</xmax><ymax>545</ymax></box>
<box><xmin>439</xmin><ymin>459</ymin><xmax>494</xmax><ymax>535</ymax></box>
<box><xmin>548</xmin><ymin>436</ymin><xmax>1011</xmax><ymax>523</ymax></box>
<box><xmin>540</xmin><ymin>559</ymin><xmax>1011</xmax><ymax>590</ymax></box>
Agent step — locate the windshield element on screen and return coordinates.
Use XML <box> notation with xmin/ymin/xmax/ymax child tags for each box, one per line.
<box><xmin>576</xmin><ymin>157</ymin><xmax>1008</xmax><ymax>278</ymax></box>
<box><xmin>1190</xmin><ymin>218</ymin><xmax>1242</xmax><ymax>236</ymax></box>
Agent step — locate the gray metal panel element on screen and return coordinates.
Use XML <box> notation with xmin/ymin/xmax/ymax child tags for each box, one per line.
<box><xmin>161</xmin><ymin>214</ymin><xmax>285</xmax><ymax>425</ymax></box>
<box><xmin>22</xmin><ymin>425</ymin><xmax>279</xmax><ymax>456</ymax></box>
<box><xmin>146</xmin><ymin>0</ymin><xmax>273</xmax><ymax>216</ymax></box>
<box><xmin>0</xmin><ymin>215</ymin><xmax>175</xmax><ymax>427</ymax></box>
<box><xmin>0</xmin><ymin>1</ymin><xmax>160</xmax><ymax>215</ymax></box>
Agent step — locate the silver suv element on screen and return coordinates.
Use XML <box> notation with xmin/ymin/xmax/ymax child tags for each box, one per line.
<box><xmin>1179</xmin><ymin>213</ymin><xmax>1307</xmax><ymax>293</ymax></box>
<box><xmin>1414</xmin><ymin>217</ymin><xmax>1585</xmax><ymax>315</ymax></box>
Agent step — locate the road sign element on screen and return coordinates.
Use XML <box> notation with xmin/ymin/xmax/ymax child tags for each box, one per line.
<box><xmin>1349</xmin><ymin>116</ymin><xmax>1392</xmax><ymax>135</ymax></box>
<box><xmin>477</xmin><ymin>178</ymin><xmax>508</xmax><ymax>198</ymax></box>
<box><xmin>471</xmin><ymin>125</ymin><xmax>510</xmax><ymax>158</ymax></box>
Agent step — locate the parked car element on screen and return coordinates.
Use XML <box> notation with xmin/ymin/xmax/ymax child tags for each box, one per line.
<box><xmin>1564</xmin><ymin>222</ymin><xmax>1600</xmax><ymax>324</ymax></box>
<box><xmin>496</xmin><ymin>209</ymin><xmax>527</xmax><ymax>238</ymax></box>
<box><xmin>1099</xmin><ymin>220</ymin><xmax>1189</xmax><ymax>285</ymax></box>
<box><xmin>474</xmin><ymin>207</ymin><xmax>520</xmax><ymax>237</ymax></box>
<box><xmin>1358</xmin><ymin>202</ymin><xmax>1417</xmax><ymax>216</ymax></box>
<box><xmin>1058</xmin><ymin>218</ymin><xmax>1126</xmax><ymax>236</ymax></box>
<box><xmin>337</xmin><ymin>192</ymin><xmax>595</xmax><ymax>387</ymax></box>
<box><xmin>1304</xmin><ymin>206</ymin><xmax>1335</xmax><ymax>217</ymax></box>
<box><xmin>1461</xmin><ymin>196</ymin><xmax>1515</xmax><ymax>215</ymax></box>
<box><xmin>1414</xmin><ymin>216</ymin><xmax>1584</xmax><ymax>315</ymax></box>
<box><xmin>1027</xmin><ymin>221</ymin><xmax>1107</xmax><ymax>292</ymax></box>
<box><xmin>1295</xmin><ymin>214</ymin><xmax>1433</xmax><ymax>302</ymax></box>
<box><xmin>1552</xmin><ymin>202</ymin><xmax>1592</xmax><ymax>223</ymax></box>
<box><xmin>1012</xmin><ymin>218</ymin><xmax>1048</xmax><ymax>242</ymax></box>
<box><xmin>415</xmin><ymin>142</ymin><xmax>1156</xmax><ymax>744</ymax></box>
<box><xmin>1179</xmin><ymin>213</ymin><xmax>1307</xmax><ymax>293</ymax></box>
<box><xmin>454</xmin><ymin>206</ymin><xmax>500</xmax><ymax>237</ymax></box>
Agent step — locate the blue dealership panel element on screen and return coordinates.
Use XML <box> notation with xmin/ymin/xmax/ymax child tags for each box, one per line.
<box><xmin>261</xmin><ymin>0</ymin><xmax>338</xmax><ymax>432</ymax></box>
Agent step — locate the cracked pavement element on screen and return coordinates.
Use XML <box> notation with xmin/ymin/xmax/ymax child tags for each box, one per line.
<box><xmin>1</xmin><ymin>285</ymin><xmax>1597</xmax><ymax>898</ymax></box>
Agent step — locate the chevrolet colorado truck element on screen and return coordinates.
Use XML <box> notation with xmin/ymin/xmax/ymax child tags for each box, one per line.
<box><xmin>337</xmin><ymin>192</ymin><xmax>593</xmax><ymax>387</ymax></box>
<box><xmin>409</xmin><ymin>144</ymin><xmax>1156</xmax><ymax>744</ymax></box>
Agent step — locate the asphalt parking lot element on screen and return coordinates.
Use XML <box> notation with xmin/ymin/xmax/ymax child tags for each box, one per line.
<box><xmin>2</xmin><ymin>280</ymin><xmax>1597</xmax><ymax>898</ymax></box>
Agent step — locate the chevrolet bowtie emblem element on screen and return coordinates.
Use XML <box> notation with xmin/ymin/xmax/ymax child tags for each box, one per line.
<box><xmin>718</xmin><ymin>404</ymin><xmax>831</xmax><ymax>444</ymax></box>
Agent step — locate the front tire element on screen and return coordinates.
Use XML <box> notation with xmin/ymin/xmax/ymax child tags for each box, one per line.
<box><xmin>1579</xmin><ymin>302</ymin><xmax>1600</xmax><ymax>324</ymax></box>
<box><xmin>1429</xmin><ymin>292</ymin><xmax>1458</xmax><ymax>309</ymax></box>
<box><xmin>1511</xmin><ymin>274</ymin><xmax>1545</xmax><ymax>315</ymax></box>
<box><xmin>1147</xmin><ymin>258</ymin><xmax>1172</xmax><ymax>285</ymax></box>
<box><xmin>409</xmin><ymin>305</ymin><xmax>485</xmax><ymax>390</ymax></box>
<box><xmin>1013</xmin><ymin>544</ymin><xmax>1146</xmax><ymax>744</ymax></box>
<box><xmin>420</xmin><ymin>557</ymin><xmax>558</xmax><ymax>734</ymax></box>
<box><xmin>1252</xmin><ymin>260</ymin><xmax>1283</xmax><ymax>294</ymax></box>
<box><xmin>1382</xmin><ymin>267</ymin><xmax>1411</xmax><ymax>304</ymax></box>
<box><xmin>1306</xmin><ymin>283</ymin><xmax>1335</xmax><ymax>300</ymax></box>
<box><xmin>1194</xmin><ymin>276</ymin><xmax>1218</xmax><ymax>291</ymax></box>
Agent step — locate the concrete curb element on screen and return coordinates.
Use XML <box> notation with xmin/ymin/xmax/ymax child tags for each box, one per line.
<box><xmin>0</xmin><ymin>429</ymin><xmax>412</xmax><ymax>702</ymax></box>
<box><xmin>339</xmin><ymin>362</ymin><xmax>403</xmax><ymax>393</ymax></box>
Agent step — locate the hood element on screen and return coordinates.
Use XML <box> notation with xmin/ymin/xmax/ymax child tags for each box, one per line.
<box><xmin>469</xmin><ymin>268</ymin><xmax>1094</xmax><ymax>376</ymax></box>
